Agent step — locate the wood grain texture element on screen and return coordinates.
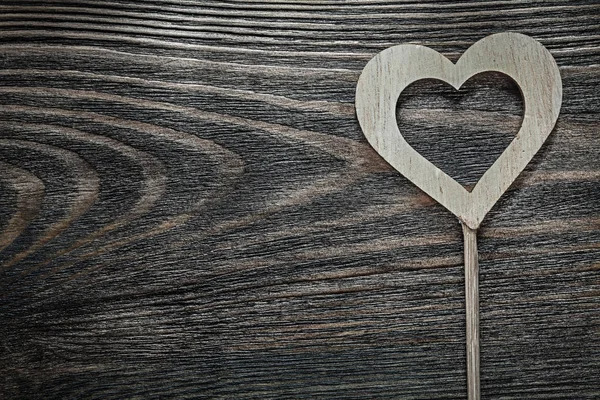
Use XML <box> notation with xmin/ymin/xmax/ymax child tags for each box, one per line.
<box><xmin>0</xmin><ymin>1</ymin><xmax>598</xmax><ymax>399</ymax></box>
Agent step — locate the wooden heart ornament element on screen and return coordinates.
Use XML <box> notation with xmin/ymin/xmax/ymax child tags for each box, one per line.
<box><xmin>356</xmin><ymin>32</ymin><xmax>562</xmax><ymax>229</ymax></box>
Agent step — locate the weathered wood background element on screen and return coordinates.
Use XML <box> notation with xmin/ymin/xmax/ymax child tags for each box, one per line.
<box><xmin>0</xmin><ymin>1</ymin><xmax>598</xmax><ymax>398</ymax></box>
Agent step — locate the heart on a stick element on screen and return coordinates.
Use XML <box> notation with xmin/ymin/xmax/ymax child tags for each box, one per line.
<box><xmin>356</xmin><ymin>32</ymin><xmax>562</xmax><ymax>229</ymax></box>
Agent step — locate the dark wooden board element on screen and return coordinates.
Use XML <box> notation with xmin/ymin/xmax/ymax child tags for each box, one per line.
<box><xmin>0</xmin><ymin>1</ymin><xmax>599</xmax><ymax>398</ymax></box>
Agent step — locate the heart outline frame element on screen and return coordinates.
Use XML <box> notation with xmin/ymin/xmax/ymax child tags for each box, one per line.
<box><xmin>356</xmin><ymin>32</ymin><xmax>562</xmax><ymax>229</ymax></box>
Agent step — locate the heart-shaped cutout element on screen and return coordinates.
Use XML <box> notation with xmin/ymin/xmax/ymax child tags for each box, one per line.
<box><xmin>356</xmin><ymin>32</ymin><xmax>562</xmax><ymax>229</ymax></box>
<box><xmin>397</xmin><ymin>73</ymin><xmax>524</xmax><ymax>190</ymax></box>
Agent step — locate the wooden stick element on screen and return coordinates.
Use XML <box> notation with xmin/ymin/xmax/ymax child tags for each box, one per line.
<box><xmin>462</xmin><ymin>223</ymin><xmax>480</xmax><ymax>400</ymax></box>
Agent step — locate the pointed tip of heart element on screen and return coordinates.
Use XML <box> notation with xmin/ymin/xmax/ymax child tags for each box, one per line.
<box><xmin>460</xmin><ymin>217</ymin><xmax>481</xmax><ymax>230</ymax></box>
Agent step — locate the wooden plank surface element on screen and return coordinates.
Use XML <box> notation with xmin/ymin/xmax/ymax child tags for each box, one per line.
<box><xmin>0</xmin><ymin>1</ymin><xmax>598</xmax><ymax>398</ymax></box>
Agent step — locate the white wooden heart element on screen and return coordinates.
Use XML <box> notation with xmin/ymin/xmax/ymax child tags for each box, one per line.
<box><xmin>356</xmin><ymin>32</ymin><xmax>562</xmax><ymax>229</ymax></box>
